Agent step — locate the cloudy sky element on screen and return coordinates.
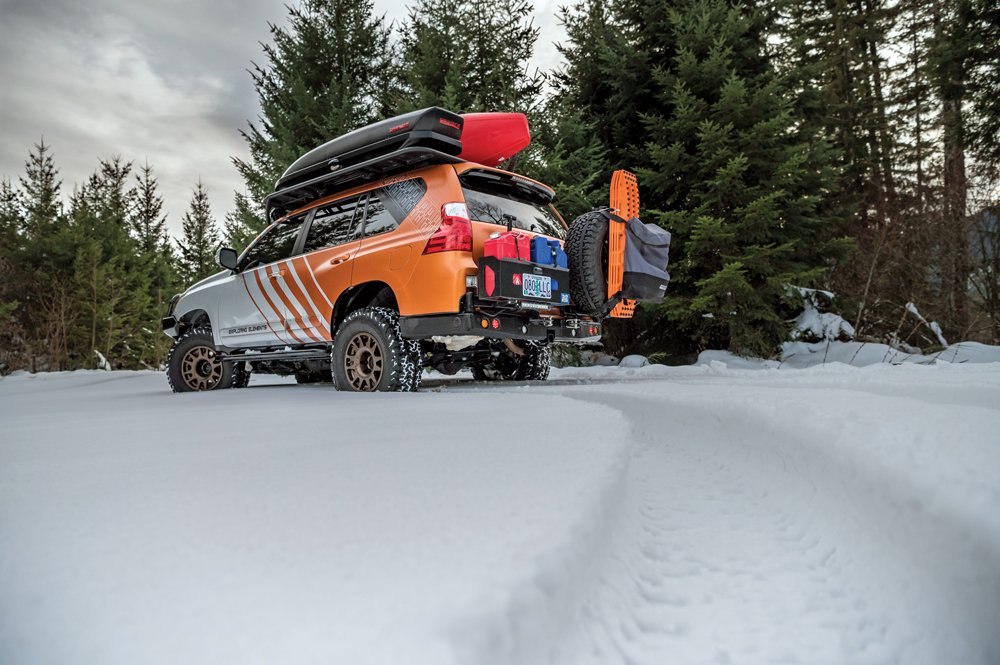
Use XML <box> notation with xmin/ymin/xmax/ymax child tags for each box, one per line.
<box><xmin>0</xmin><ymin>0</ymin><xmax>567</xmax><ymax>239</ymax></box>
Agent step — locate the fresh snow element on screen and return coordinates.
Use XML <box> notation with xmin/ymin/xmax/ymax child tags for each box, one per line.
<box><xmin>2</xmin><ymin>359</ymin><xmax>1000</xmax><ymax>664</ymax></box>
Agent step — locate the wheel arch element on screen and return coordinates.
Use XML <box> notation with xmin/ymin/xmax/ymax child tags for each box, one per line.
<box><xmin>330</xmin><ymin>281</ymin><xmax>397</xmax><ymax>330</ymax></box>
<box><xmin>177</xmin><ymin>308</ymin><xmax>212</xmax><ymax>335</ymax></box>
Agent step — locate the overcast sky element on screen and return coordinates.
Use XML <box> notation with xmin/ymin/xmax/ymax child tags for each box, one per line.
<box><xmin>0</xmin><ymin>0</ymin><xmax>566</xmax><ymax>239</ymax></box>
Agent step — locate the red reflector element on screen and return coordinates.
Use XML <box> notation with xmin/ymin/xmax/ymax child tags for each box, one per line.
<box><xmin>491</xmin><ymin>319</ymin><xmax>500</xmax><ymax>329</ymax></box>
<box><xmin>485</xmin><ymin>266</ymin><xmax>495</xmax><ymax>296</ymax></box>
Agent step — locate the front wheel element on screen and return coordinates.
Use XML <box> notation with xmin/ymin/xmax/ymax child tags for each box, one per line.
<box><xmin>166</xmin><ymin>327</ymin><xmax>236</xmax><ymax>393</ymax></box>
<box><xmin>331</xmin><ymin>307</ymin><xmax>421</xmax><ymax>392</ymax></box>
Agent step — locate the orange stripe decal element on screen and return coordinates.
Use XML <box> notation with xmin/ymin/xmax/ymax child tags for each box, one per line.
<box><xmin>286</xmin><ymin>258</ymin><xmax>331</xmax><ymax>340</ymax></box>
<box><xmin>281</xmin><ymin>260</ymin><xmax>329</xmax><ymax>341</ymax></box>
<box><xmin>268</xmin><ymin>268</ymin><xmax>323</xmax><ymax>343</ymax></box>
<box><xmin>253</xmin><ymin>269</ymin><xmax>304</xmax><ymax>344</ymax></box>
<box><xmin>242</xmin><ymin>274</ymin><xmax>288</xmax><ymax>344</ymax></box>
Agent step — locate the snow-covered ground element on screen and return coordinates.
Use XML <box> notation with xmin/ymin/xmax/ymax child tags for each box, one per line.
<box><xmin>2</xmin><ymin>359</ymin><xmax>999</xmax><ymax>664</ymax></box>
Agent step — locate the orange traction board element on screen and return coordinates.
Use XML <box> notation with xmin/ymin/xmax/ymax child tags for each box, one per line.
<box><xmin>608</xmin><ymin>170</ymin><xmax>638</xmax><ymax>318</ymax></box>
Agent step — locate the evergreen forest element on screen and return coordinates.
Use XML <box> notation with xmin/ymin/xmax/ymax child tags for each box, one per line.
<box><xmin>1</xmin><ymin>0</ymin><xmax>998</xmax><ymax>371</ymax></box>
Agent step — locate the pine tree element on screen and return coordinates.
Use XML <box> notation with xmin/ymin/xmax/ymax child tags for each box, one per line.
<box><xmin>0</xmin><ymin>179</ymin><xmax>23</xmax><ymax>371</ymax></box>
<box><xmin>66</xmin><ymin>158</ymin><xmax>153</xmax><ymax>369</ymax></box>
<box><xmin>522</xmin><ymin>0</ymin><xmax>614</xmax><ymax>220</ymax></box>
<box><xmin>399</xmin><ymin>0</ymin><xmax>544</xmax><ymax>113</ymax></box>
<box><xmin>774</xmin><ymin>0</ymin><xmax>907</xmax><ymax>335</ymax></box>
<box><xmin>14</xmin><ymin>141</ymin><xmax>76</xmax><ymax>370</ymax></box>
<box><xmin>966</xmin><ymin>0</ymin><xmax>1000</xmax><ymax>179</ymax></box>
<box><xmin>129</xmin><ymin>161</ymin><xmax>177</xmax><ymax>367</ymax></box>
<box><xmin>19</xmin><ymin>138</ymin><xmax>62</xmax><ymax>242</ymax></box>
<box><xmin>228</xmin><ymin>0</ymin><xmax>397</xmax><ymax>248</ymax></box>
<box><xmin>634</xmin><ymin>0</ymin><xmax>848</xmax><ymax>356</ymax></box>
<box><xmin>178</xmin><ymin>181</ymin><xmax>221</xmax><ymax>284</ymax></box>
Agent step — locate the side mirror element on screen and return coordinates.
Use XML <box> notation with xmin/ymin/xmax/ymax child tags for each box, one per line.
<box><xmin>216</xmin><ymin>247</ymin><xmax>239</xmax><ymax>271</ymax></box>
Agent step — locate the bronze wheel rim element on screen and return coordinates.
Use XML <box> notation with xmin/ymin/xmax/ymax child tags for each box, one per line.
<box><xmin>180</xmin><ymin>345</ymin><xmax>223</xmax><ymax>391</ymax></box>
<box><xmin>344</xmin><ymin>332</ymin><xmax>384</xmax><ymax>391</ymax></box>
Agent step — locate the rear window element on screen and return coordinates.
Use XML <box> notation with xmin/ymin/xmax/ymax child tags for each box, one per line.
<box><xmin>462</xmin><ymin>182</ymin><xmax>566</xmax><ymax>239</ymax></box>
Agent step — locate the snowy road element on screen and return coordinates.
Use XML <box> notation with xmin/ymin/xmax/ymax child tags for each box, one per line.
<box><xmin>2</xmin><ymin>363</ymin><xmax>999</xmax><ymax>664</ymax></box>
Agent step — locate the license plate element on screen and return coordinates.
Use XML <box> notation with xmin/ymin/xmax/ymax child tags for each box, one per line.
<box><xmin>522</xmin><ymin>273</ymin><xmax>552</xmax><ymax>299</ymax></box>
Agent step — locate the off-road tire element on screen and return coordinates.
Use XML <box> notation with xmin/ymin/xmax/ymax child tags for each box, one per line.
<box><xmin>231</xmin><ymin>362</ymin><xmax>252</xmax><ymax>389</ymax></box>
<box><xmin>331</xmin><ymin>307</ymin><xmax>420</xmax><ymax>392</ymax></box>
<box><xmin>405</xmin><ymin>340</ymin><xmax>423</xmax><ymax>392</ymax></box>
<box><xmin>166</xmin><ymin>327</ymin><xmax>235</xmax><ymax>393</ymax></box>
<box><xmin>565</xmin><ymin>211</ymin><xmax>610</xmax><ymax>315</ymax></box>
<box><xmin>472</xmin><ymin>340</ymin><xmax>551</xmax><ymax>382</ymax></box>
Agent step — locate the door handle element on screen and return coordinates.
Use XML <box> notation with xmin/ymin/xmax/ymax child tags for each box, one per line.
<box><xmin>329</xmin><ymin>256</ymin><xmax>350</xmax><ymax>266</ymax></box>
<box><xmin>269</xmin><ymin>270</ymin><xmax>286</xmax><ymax>279</ymax></box>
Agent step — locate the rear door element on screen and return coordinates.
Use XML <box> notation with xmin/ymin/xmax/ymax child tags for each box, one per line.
<box><xmin>289</xmin><ymin>194</ymin><xmax>367</xmax><ymax>341</ymax></box>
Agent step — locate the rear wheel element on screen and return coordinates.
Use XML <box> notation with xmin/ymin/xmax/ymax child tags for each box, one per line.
<box><xmin>472</xmin><ymin>340</ymin><xmax>551</xmax><ymax>382</ymax></box>
<box><xmin>166</xmin><ymin>327</ymin><xmax>235</xmax><ymax>393</ymax></box>
<box><xmin>332</xmin><ymin>307</ymin><xmax>420</xmax><ymax>392</ymax></box>
<box><xmin>231</xmin><ymin>362</ymin><xmax>252</xmax><ymax>389</ymax></box>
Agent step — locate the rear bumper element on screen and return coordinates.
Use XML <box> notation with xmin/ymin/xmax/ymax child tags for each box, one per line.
<box><xmin>399</xmin><ymin>313</ymin><xmax>601</xmax><ymax>343</ymax></box>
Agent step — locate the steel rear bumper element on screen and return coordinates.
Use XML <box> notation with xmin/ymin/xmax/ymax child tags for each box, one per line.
<box><xmin>399</xmin><ymin>313</ymin><xmax>601</xmax><ymax>343</ymax></box>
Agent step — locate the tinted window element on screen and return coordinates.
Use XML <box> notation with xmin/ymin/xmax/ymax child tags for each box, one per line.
<box><xmin>377</xmin><ymin>178</ymin><xmax>427</xmax><ymax>225</ymax></box>
<box><xmin>362</xmin><ymin>192</ymin><xmax>399</xmax><ymax>238</ymax></box>
<box><xmin>303</xmin><ymin>195</ymin><xmax>365</xmax><ymax>253</ymax></box>
<box><xmin>462</xmin><ymin>184</ymin><xmax>566</xmax><ymax>238</ymax></box>
<box><xmin>242</xmin><ymin>216</ymin><xmax>305</xmax><ymax>269</ymax></box>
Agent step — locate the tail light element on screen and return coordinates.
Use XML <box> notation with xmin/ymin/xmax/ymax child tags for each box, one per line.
<box><xmin>423</xmin><ymin>202</ymin><xmax>473</xmax><ymax>254</ymax></box>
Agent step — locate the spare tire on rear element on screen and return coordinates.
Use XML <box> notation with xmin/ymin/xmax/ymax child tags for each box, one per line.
<box><xmin>565</xmin><ymin>211</ymin><xmax>609</xmax><ymax>315</ymax></box>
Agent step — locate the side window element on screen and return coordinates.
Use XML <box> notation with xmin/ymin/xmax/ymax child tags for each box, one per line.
<box><xmin>302</xmin><ymin>195</ymin><xmax>365</xmax><ymax>253</ymax></box>
<box><xmin>361</xmin><ymin>192</ymin><xmax>400</xmax><ymax>238</ymax></box>
<box><xmin>241</xmin><ymin>215</ymin><xmax>306</xmax><ymax>269</ymax></box>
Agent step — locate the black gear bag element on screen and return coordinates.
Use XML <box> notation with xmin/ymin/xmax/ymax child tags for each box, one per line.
<box><xmin>619</xmin><ymin>216</ymin><xmax>671</xmax><ymax>303</ymax></box>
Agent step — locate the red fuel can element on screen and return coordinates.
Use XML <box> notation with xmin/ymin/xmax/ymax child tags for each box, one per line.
<box><xmin>484</xmin><ymin>232</ymin><xmax>530</xmax><ymax>261</ymax></box>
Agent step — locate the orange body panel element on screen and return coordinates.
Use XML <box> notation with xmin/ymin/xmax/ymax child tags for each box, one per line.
<box><xmin>275</xmin><ymin>162</ymin><xmax>568</xmax><ymax>324</ymax></box>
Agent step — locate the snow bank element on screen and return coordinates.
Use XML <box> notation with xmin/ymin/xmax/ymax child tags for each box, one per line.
<box><xmin>696</xmin><ymin>339</ymin><xmax>1000</xmax><ymax>369</ymax></box>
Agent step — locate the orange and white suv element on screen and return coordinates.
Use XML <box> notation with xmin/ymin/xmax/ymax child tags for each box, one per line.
<box><xmin>163</xmin><ymin>108</ymin><xmax>603</xmax><ymax>392</ymax></box>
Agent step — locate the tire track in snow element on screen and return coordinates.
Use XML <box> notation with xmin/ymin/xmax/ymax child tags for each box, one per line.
<box><xmin>535</xmin><ymin>386</ymin><xmax>1000</xmax><ymax>665</ymax></box>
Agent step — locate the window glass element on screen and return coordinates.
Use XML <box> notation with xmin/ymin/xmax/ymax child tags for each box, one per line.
<box><xmin>461</xmin><ymin>183</ymin><xmax>566</xmax><ymax>238</ymax></box>
<box><xmin>303</xmin><ymin>195</ymin><xmax>365</xmax><ymax>253</ymax></box>
<box><xmin>362</xmin><ymin>192</ymin><xmax>400</xmax><ymax>238</ymax></box>
<box><xmin>241</xmin><ymin>216</ymin><xmax>305</xmax><ymax>269</ymax></box>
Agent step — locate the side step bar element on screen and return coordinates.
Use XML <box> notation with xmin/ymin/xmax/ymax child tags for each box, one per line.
<box><xmin>222</xmin><ymin>348</ymin><xmax>330</xmax><ymax>363</ymax></box>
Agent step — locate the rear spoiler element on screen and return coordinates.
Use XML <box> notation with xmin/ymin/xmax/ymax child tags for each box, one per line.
<box><xmin>459</xmin><ymin>168</ymin><xmax>555</xmax><ymax>204</ymax></box>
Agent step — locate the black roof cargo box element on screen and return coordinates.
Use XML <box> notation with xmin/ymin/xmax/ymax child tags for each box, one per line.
<box><xmin>265</xmin><ymin>107</ymin><xmax>465</xmax><ymax>219</ymax></box>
